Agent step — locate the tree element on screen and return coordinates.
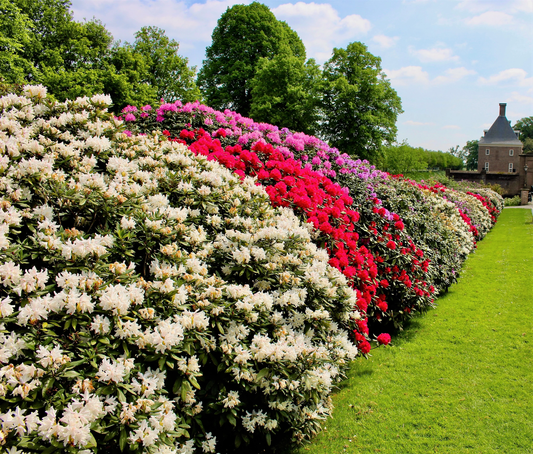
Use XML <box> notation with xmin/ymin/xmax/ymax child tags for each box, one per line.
<box><xmin>131</xmin><ymin>26</ymin><xmax>201</xmax><ymax>103</ymax></box>
<box><xmin>0</xmin><ymin>0</ymin><xmax>35</xmax><ymax>83</ymax></box>
<box><xmin>522</xmin><ymin>137</ymin><xmax>533</xmax><ymax>154</ymax></box>
<box><xmin>448</xmin><ymin>144</ymin><xmax>466</xmax><ymax>169</ymax></box>
<box><xmin>249</xmin><ymin>50</ymin><xmax>321</xmax><ymax>134</ymax></box>
<box><xmin>514</xmin><ymin>116</ymin><xmax>533</xmax><ymax>141</ymax></box>
<box><xmin>197</xmin><ymin>2</ymin><xmax>305</xmax><ymax>116</ymax></box>
<box><xmin>377</xmin><ymin>142</ymin><xmax>428</xmax><ymax>174</ymax></box>
<box><xmin>319</xmin><ymin>42</ymin><xmax>403</xmax><ymax>162</ymax></box>
<box><xmin>463</xmin><ymin>139</ymin><xmax>479</xmax><ymax>170</ymax></box>
<box><xmin>4</xmin><ymin>1</ymin><xmax>199</xmax><ymax>110</ymax></box>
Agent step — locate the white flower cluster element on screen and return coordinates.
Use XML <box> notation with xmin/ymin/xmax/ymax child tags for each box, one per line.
<box><xmin>0</xmin><ymin>88</ymin><xmax>364</xmax><ymax>452</ymax></box>
<box><xmin>424</xmin><ymin>191</ymin><xmax>476</xmax><ymax>258</ymax></box>
<box><xmin>444</xmin><ymin>189</ymin><xmax>493</xmax><ymax>239</ymax></box>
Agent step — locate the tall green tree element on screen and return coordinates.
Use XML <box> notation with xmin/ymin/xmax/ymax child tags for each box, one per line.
<box><xmin>0</xmin><ymin>0</ymin><xmax>34</xmax><ymax>83</ymax></box>
<box><xmin>131</xmin><ymin>26</ymin><xmax>201</xmax><ymax>103</ymax></box>
<box><xmin>198</xmin><ymin>2</ymin><xmax>306</xmax><ymax>116</ymax></box>
<box><xmin>249</xmin><ymin>49</ymin><xmax>321</xmax><ymax>134</ymax></box>
<box><xmin>514</xmin><ymin>116</ymin><xmax>533</xmax><ymax>141</ymax></box>
<box><xmin>463</xmin><ymin>139</ymin><xmax>479</xmax><ymax>170</ymax></box>
<box><xmin>5</xmin><ymin>0</ymin><xmax>199</xmax><ymax>110</ymax></box>
<box><xmin>448</xmin><ymin>144</ymin><xmax>466</xmax><ymax>169</ymax></box>
<box><xmin>320</xmin><ymin>42</ymin><xmax>403</xmax><ymax>162</ymax></box>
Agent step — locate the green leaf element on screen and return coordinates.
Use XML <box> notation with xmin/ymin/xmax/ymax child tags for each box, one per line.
<box><xmin>181</xmin><ymin>380</ymin><xmax>191</xmax><ymax>402</ymax></box>
<box><xmin>62</xmin><ymin>370</ymin><xmax>79</xmax><ymax>378</ymax></box>
<box><xmin>256</xmin><ymin>367</ymin><xmax>269</xmax><ymax>381</ymax></box>
<box><xmin>119</xmin><ymin>428</ymin><xmax>128</xmax><ymax>452</ymax></box>
<box><xmin>189</xmin><ymin>375</ymin><xmax>201</xmax><ymax>390</ymax></box>
<box><xmin>42</xmin><ymin>377</ymin><xmax>55</xmax><ymax>398</ymax></box>
<box><xmin>172</xmin><ymin>377</ymin><xmax>182</xmax><ymax>394</ymax></box>
<box><xmin>85</xmin><ymin>433</ymin><xmax>98</xmax><ymax>449</ymax></box>
<box><xmin>117</xmin><ymin>387</ymin><xmax>126</xmax><ymax>403</ymax></box>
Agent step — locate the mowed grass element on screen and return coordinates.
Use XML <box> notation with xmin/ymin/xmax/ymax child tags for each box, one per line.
<box><xmin>290</xmin><ymin>208</ymin><xmax>533</xmax><ymax>454</ymax></box>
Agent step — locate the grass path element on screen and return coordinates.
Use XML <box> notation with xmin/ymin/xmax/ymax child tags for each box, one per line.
<box><xmin>292</xmin><ymin>208</ymin><xmax>533</xmax><ymax>454</ymax></box>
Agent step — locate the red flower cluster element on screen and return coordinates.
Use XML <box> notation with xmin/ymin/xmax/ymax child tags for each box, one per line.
<box><xmin>177</xmin><ymin>130</ymin><xmax>380</xmax><ymax>352</ymax></box>
<box><xmin>377</xmin><ymin>333</ymin><xmax>391</xmax><ymax>346</ymax></box>
<box><xmin>458</xmin><ymin>208</ymin><xmax>479</xmax><ymax>241</ymax></box>
<box><xmin>466</xmin><ymin>192</ymin><xmax>499</xmax><ymax>224</ymax></box>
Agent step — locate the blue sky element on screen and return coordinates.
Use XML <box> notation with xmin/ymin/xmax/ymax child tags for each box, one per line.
<box><xmin>70</xmin><ymin>0</ymin><xmax>533</xmax><ymax>152</ymax></box>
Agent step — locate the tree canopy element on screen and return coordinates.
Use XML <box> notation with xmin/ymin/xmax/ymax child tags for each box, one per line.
<box><xmin>0</xmin><ymin>0</ymin><xmax>35</xmax><ymax>83</ymax></box>
<box><xmin>131</xmin><ymin>26</ymin><xmax>201</xmax><ymax>103</ymax></box>
<box><xmin>197</xmin><ymin>2</ymin><xmax>306</xmax><ymax>117</ymax></box>
<box><xmin>249</xmin><ymin>51</ymin><xmax>321</xmax><ymax>134</ymax></box>
<box><xmin>1</xmin><ymin>0</ymin><xmax>199</xmax><ymax>110</ymax></box>
<box><xmin>463</xmin><ymin>139</ymin><xmax>479</xmax><ymax>170</ymax></box>
<box><xmin>514</xmin><ymin>116</ymin><xmax>533</xmax><ymax>141</ymax></box>
<box><xmin>320</xmin><ymin>42</ymin><xmax>403</xmax><ymax>162</ymax></box>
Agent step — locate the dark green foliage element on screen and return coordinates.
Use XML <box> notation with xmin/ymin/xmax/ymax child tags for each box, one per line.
<box><xmin>2</xmin><ymin>0</ymin><xmax>199</xmax><ymax>110</ymax></box>
<box><xmin>197</xmin><ymin>2</ymin><xmax>306</xmax><ymax>116</ymax></box>
<box><xmin>0</xmin><ymin>0</ymin><xmax>35</xmax><ymax>83</ymax></box>
<box><xmin>320</xmin><ymin>42</ymin><xmax>403</xmax><ymax>162</ymax></box>
<box><xmin>131</xmin><ymin>26</ymin><xmax>201</xmax><ymax>103</ymax></box>
<box><xmin>250</xmin><ymin>52</ymin><xmax>322</xmax><ymax>134</ymax></box>
<box><xmin>464</xmin><ymin>139</ymin><xmax>479</xmax><ymax>170</ymax></box>
<box><xmin>513</xmin><ymin>116</ymin><xmax>533</xmax><ymax>141</ymax></box>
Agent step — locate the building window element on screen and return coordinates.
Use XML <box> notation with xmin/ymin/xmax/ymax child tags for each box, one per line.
<box><xmin>509</xmin><ymin>149</ymin><xmax>514</xmax><ymax>156</ymax></box>
<box><xmin>484</xmin><ymin>162</ymin><xmax>489</xmax><ymax>171</ymax></box>
<box><xmin>486</xmin><ymin>149</ymin><xmax>490</xmax><ymax>155</ymax></box>
<box><xmin>509</xmin><ymin>163</ymin><xmax>514</xmax><ymax>172</ymax></box>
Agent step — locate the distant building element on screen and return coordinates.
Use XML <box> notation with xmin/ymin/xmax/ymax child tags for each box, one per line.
<box><xmin>477</xmin><ymin>103</ymin><xmax>522</xmax><ymax>174</ymax></box>
<box><xmin>447</xmin><ymin>103</ymin><xmax>533</xmax><ymax>199</ymax></box>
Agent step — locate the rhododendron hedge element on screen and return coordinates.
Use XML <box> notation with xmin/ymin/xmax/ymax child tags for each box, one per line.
<box><xmin>124</xmin><ymin>99</ymin><xmax>502</xmax><ymax>331</ymax></box>
<box><xmin>0</xmin><ymin>87</ymin><xmax>371</xmax><ymax>453</ymax></box>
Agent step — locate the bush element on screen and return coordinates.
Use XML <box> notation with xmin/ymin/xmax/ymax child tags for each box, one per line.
<box><xmin>0</xmin><ymin>87</ymin><xmax>369</xmax><ymax>453</ymax></box>
<box><xmin>505</xmin><ymin>195</ymin><xmax>521</xmax><ymax>207</ymax></box>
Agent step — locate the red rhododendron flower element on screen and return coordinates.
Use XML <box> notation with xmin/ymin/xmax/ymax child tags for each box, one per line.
<box><xmin>377</xmin><ymin>333</ymin><xmax>391</xmax><ymax>346</ymax></box>
<box><xmin>358</xmin><ymin>340</ymin><xmax>372</xmax><ymax>354</ymax></box>
<box><xmin>386</xmin><ymin>240</ymin><xmax>396</xmax><ymax>250</ymax></box>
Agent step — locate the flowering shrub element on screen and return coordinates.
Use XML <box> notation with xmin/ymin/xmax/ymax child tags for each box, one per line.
<box><xmin>125</xmin><ymin>103</ymin><xmax>440</xmax><ymax>332</ymax></box>
<box><xmin>0</xmin><ymin>87</ymin><xmax>371</xmax><ymax>452</ymax></box>
<box><xmin>173</xmin><ymin>129</ymin><xmax>382</xmax><ymax>343</ymax></box>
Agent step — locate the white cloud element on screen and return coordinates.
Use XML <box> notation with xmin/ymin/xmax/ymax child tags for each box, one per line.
<box><xmin>466</xmin><ymin>11</ymin><xmax>514</xmax><ymax>26</ymax></box>
<box><xmin>372</xmin><ymin>34</ymin><xmax>399</xmax><ymax>49</ymax></box>
<box><xmin>507</xmin><ymin>92</ymin><xmax>533</xmax><ymax>105</ymax></box>
<box><xmin>457</xmin><ymin>0</ymin><xmax>533</xmax><ymax>13</ymax></box>
<box><xmin>404</xmin><ymin>120</ymin><xmax>436</xmax><ymax>126</ymax></box>
<box><xmin>478</xmin><ymin>68</ymin><xmax>533</xmax><ymax>87</ymax></box>
<box><xmin>433</xmin><ymin>67</ymin><xmax>477</xmax><ymax>84</ymax></box>
<box><xmin>385</xmin><ymin>66</ymin><xmax>475</xmax><ymax>86</ymax></box>
<box><xmin>385</xmin><ymin>66</ymin><xmax>431</xmax><ymax>86</ymax></box>
<box><xmin>272</xmin><ymin>2</ymin><xmax>371</xmax><ymax>63</ymax></box>
<box><xmin>70</xmin><ymin>0</ymin><xmax>247</xmax><ymax>63</ymax></box>
<box><xmin>442</xmin><ymin>125</ymin><xmax>461</xmax><ymax>130</ymax></box>
<box><xmin>409</xmin><ymin>46</ymin><xmax>460</xmax><ymax>62</ymax></box>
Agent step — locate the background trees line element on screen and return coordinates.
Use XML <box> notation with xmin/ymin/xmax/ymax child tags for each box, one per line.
<box><xmin>1</xmin><ymin>0</ymin><xmax>531</xmax><ymax>167</ymax></box>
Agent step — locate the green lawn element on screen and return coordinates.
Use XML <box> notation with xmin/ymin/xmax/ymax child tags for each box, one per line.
<box><xmin>290</xmin><ymin>208</ymin><xmax>533</xmax><ymax>454</ymax></box>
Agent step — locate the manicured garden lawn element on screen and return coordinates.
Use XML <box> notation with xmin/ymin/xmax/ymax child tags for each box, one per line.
<box><xmin>291</xmin><ymin>208</ymin><xmax>533</xmax><ymax>454</ymax></box>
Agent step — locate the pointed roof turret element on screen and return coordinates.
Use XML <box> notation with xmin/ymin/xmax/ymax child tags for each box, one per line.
<box><xmin>479</xmin><ymin>103</ymin><xmax>522</xmax><ymax>146</ymax></box>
